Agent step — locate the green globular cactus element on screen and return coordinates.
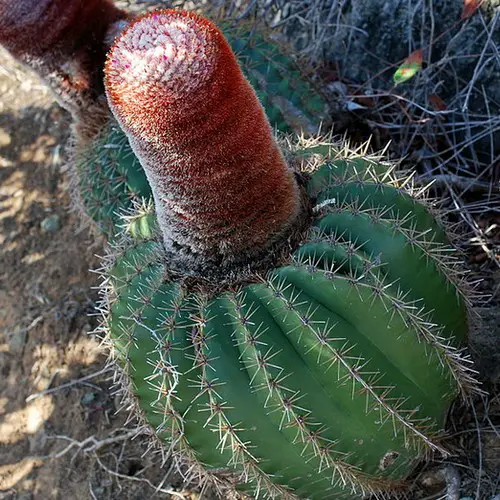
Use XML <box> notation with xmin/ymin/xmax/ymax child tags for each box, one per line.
<box><xmin>74</xmin><ymin>121</ymin><xmax>151</xmax><ymax>236</ymax></box>
<box><xmin>74</xmin><ymin>21</ymin><xmax>328</xmax><ymax>237</ymax></box>
<box><xmin>103</xmin><ymin>157</ymin><xmax>478</xmax><ymax>500</ymax></box>
<box><xmin>229</xmin><ymin>23</ymin><xmax>327</xmax><ymax>136</ymax></box>
<box><xmin>97</xmin><ymin>8</ymin><xmax>479</xmax><ymax>500</ymax></box>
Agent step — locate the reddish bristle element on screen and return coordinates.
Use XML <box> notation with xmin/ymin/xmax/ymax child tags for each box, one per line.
<box><xmin>0</xmin><ymin>0</ymin><xmax>127</xmax><ymax>119</ymax></box>
<box><xmin>105</xmin><ymin>10</ymin><xmax>300</xmax><ymax>261</ymax></box>
<box><xmin>0</xmin><ymin>0</ymin><xmax>121</xmax><ymax>54</ymax></box>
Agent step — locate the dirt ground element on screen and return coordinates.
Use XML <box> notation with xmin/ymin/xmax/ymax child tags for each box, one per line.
<box><xmin>0</xmin><ymin>50</ymin><xmax>205</xmax><ymax>499</ymax></box>
<box><xmin>0</xmin><ymin>23</ymin><xmax>499</xmax><ymax>500</ymax></box>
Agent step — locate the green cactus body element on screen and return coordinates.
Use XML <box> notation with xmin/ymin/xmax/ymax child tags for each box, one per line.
<box><xmin>98</xmin><ymin>9</ymin><xmax>478</xmax><ymax>499</ymax></box>
<box><xmin>229</xmin><ymin>24</ymin><xmax>327</xmax><ymax>136</ymax></box>
<box><xmin>103</xmin><ymin>154</ymin><xmax>474</xmax><ymax>500</ymax></box>
<box><xmin>75</xmin><ymin>23</ymin><xmax>328</xmax><ymax>236</ymax></box>
<box><xmin>76</xmin><ymin>122</ymin><xmax>150</xmax><ymax>235</ymax></box>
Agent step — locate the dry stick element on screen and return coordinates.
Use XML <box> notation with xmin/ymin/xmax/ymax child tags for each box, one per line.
<box><xmin>445</xmin><ymin>183</ymin><xmax>500</xmax><ymax>268</ymax></box>
<box><xmin>365</xmin><ymin>114</ymin><xmax>500</xmax><ymax>132</ymax></box>
<box><xmin>44</xmin><ymin>427</ymin><xmax>147</xmax><ymax>459</ymax></box>
<box><xmin>24</xmin><ymin>428</ymin><xmax>148</xmax><ymax>474</ymax></box>
<box><xmin>469</xmin><ymin>397</ymin><xmax>484</xmax><ymax>500</ymax></box>
<box><xmin>89</xmin><ymin>483</ymin><xmax>99</xmax><ymax>500</ymax></box>
<box><xmin>480</xmin><ymin>10</ymin><xmax>500</xmax><ymax>63</ymax></box>
<box><xmin>444</xmin><ymin>465</ymin><xmax>461</xmax><ymax>500</ymax></box>
<box><xmin>462</xmin><ymin>10</ymin><xmax>499</xmax><ymax>112</ymax></box>
<box><xmin>235</xmin><ymin>0</ymin><xmax>257</xmax><ymax>20</ymax></box>
<box><xmin>402</xmin><ymin>106</ymin><xmax>429</xmax><ymax>153</ymax></box>
<box><xmin>449</xmin><ymin>199</ymin><xmax>500</xmax><ymax>216</ymax></box>
<box><xmin>449</xmin><ymin>37</ymin><xmax>500</xmax><ymax>176</ymax></box>
<box><xmin>25</xmin><ymin>366</ymin><xmax>113</xmax><ymax>402</ymax></box>
<box><xmin>430</xmin><ymin>113</ymin><xmax>500</xmax><ymax>180</ymax></box>
<box><xmin>481</xmin><ymin>86</ymin><xmax>496</xmax><ymax>176</ymax></box>
<box><xmin>343</xmin><ymin>9</ymin><xmax>472</xmax><ymax>98</ymax></box>
<box><xmin>427</xmin><ymin>0</ymin><xmax>436</xmax><ymax>63</ymax></box>
<box><xmin>33</xmin><ymin>426</ymin><xmax>184</xmax><ymax>499</ymax></box>
<box><xmin>114</xmin><ymin>439</ymin><xmax>128</xmax><ymax>477</ymax></box>
<box><xmin>349</xmin><ymin>90</ymin><xmax>452</xmax><ymax>117</ymax></box>
<box><xmin>309</xmin><ymin>0</ymin><xmax>337</xmax><ymax>58</ymax></box>
<box><xmin>416</xmin><ymin>174</ymin><xmax>494</xmax><ymax>193</ymax></box>
<box><xmin>5</xmin><ymin>315</ymin><xmax>43</xmax><ymax>337</ymax></box>
<box><xmin>350</xmin><ymin>12</ymin><xmax>500</xmax><ymax>177</ymax></box>
<box><xmin>436</xmin><ymin>121</ymin><xmax>500</xmax><ymax>170</ymax></box>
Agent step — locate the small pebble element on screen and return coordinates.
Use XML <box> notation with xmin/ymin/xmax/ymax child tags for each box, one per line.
<box><xmin>40</xmin><ymin>214</ymin><xmax>61</xmax><ymax>233</ymax></box>
<box><xmin>80</xmin><ymin>392</ymin><xmax>97</xmax><ymax>406</ymax></box>
<box><xmin>8</xmin><ymin>326</ymin><xmax>27</xmax><ymax>355</ymax></box>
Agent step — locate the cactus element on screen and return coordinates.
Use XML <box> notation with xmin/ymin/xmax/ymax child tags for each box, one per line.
<box><xmin>74</xmin><ymin>19</ymin><xmax>329</xmax><ymax>236</ymax></box>
<box><xmin>0</xmin><ymin>0</ymin><xmax>328</xmax><ymax>237</ymax></box>
<box><xmin>0</xmin><ymin>0</ymin><xmax>128</xmax><ymax>121</ymax></box>
<box><xmin>98</xmin><ymin>9</ymin><xmax>479</xmax><ymax>500</ymax></box>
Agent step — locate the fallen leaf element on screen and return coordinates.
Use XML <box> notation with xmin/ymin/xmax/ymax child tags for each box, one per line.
<box><xmin>429</xmin><ymin>94</ymin><xmax>447</xmax><ymax>111</ymax></box>
<box><xmin>353</xmin><ymin>95</ymin><xmax>375</xmax><ymax>108</ymax></box>
<box><xmin>461</xmin><ymin>0</ymin><xmax>484</xmax><ymax>20</ymax></box>
<box><xmin>393</xmin><ymin>49</ymin><xmax>423</xmax><ymax>85</ymax></box>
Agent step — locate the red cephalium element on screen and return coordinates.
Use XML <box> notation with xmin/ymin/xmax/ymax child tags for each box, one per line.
<box><xmin>0</xmin><ymin>0</ymin><xmax>128</xmax><ymax>119</ymax></box>
<box><xmin>105</xmin><ymin>10</ymin><xmax>301</xmax><ymax>268</ymax></box>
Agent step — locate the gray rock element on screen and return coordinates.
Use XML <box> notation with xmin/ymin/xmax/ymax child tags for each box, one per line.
<box><xmin>40</xmin><ymin>213</ymin><xmax>61</xmax><ymax>233</ymax></box>
<box><xmin>469</xmin><ymin>304</ymin><xmax>500</xmax><ymax>382</ymax></box>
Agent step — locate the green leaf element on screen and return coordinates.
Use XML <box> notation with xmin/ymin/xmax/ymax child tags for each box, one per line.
<box><xmin>393</xmin><ymin>49</ymin><xmax>423</xmax><ymax>85</ymax></box>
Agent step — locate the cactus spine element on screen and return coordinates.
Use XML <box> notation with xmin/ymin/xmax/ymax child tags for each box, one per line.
<box><xmin>99</xmin><ymin>9</ymin><xmax>478</xmax><ymax>500</ymax></box>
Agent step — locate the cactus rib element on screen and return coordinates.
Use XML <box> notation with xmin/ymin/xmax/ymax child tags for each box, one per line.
<box><xmin>99</xmin><ymin>148</ymin><xmax>479</xmax><ymax>498</ymax></box>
